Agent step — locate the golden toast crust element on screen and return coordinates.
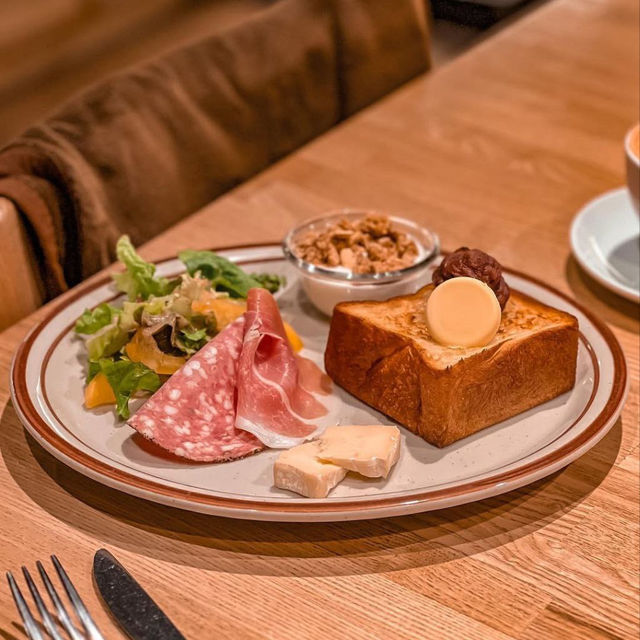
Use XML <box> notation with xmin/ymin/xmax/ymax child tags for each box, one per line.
<box><xmin>324</xmin><ymin>285</ymin><xmax>579</xmax><ymax>447</ymax></box>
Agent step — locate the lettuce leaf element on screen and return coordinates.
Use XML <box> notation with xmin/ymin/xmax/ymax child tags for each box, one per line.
<box><xmin>178</xmin><ymin>250</ymin><xmax>264</xmax><ymax>298</ymax></box>
<box><xmin>119</xmin><ymin>298</ymin><xmax>168</xmax><ymax>332</ymax></box>
<box><xmin>95</xmin><ymin>358</ymin><xmax>161</xmax><ymax>419</ymax></box>
<box><xmin>177</xmin><ymin>327</ymin><xmax>209</xmax><ymax>354</ymax></box>
<box><xmin>113</xmin><ymin>235</ymin><xmax>175</xmax><ymax>301</ymax></box>
<box><xmin>86</xmin><ymin>360</ymin><xmax>102</xmax><ymax>383</ymax></box>
<box><xmin>75</xmin><ymin>303</ymin><xmax>120</xmax><ymax>334</ymax></box>
<box><xmin>86</xmin><ymin>324</ymin><xmax>129</xmax><ymax>360</ymax></box>
<box><xmin>250</xmin><ymin>272</ymin><xmax>286</xmax><ymax>294</ymax></box>
<box><xmin>168</xmin><ymin>274</ymin><xmax>210</xmax><ymax>318</ymax></box>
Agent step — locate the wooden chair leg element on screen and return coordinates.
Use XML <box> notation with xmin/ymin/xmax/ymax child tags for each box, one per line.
<box><xmin>0</xmin><ymin>197</ymin><xmax>45</xmax><ymax>331</ymax></box>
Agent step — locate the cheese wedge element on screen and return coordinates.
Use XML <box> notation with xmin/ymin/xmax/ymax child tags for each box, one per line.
<box><xmin>317</xmin><ymin>425</ymin><xmax>401</xmax><ymax>478</ymax></box>
<box><xmin>274</xmin><ymin>441</ymin><xmax>347</xmax><ymax>498</ymax></box>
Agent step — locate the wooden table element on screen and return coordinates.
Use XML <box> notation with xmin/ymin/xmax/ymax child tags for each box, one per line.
<box><xmin>1</xmin><ymin>0</ymin><xmax>638</xmax><ymax>637</ymax></box>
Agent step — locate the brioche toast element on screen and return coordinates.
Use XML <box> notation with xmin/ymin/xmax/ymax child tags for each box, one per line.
<box><xmin>324</xmin><ymin>284</ymin><xmax>579</xmax><ymax>447</ymax></box>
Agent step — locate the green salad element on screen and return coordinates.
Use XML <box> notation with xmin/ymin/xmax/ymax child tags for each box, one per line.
<box><xmin>75</xmin><ymin>236</ymin><xmax>285</xmax><ymax>419</ymax></box>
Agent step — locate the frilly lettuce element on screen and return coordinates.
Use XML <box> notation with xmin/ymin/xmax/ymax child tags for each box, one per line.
<box><xmin>119</xmin><ymin>298</ymin><xmax>168</xmax><ymax>332</ymax></box>
<box><xmin>177</xmin><ymin>328</ymin><xmax>209</xmax><ymax>355</ymax></box>
<box><xmin>74</xmin><ymin>303</ymin><xmax>120</xmax><ymax>334</ymax></box>
<box><xmin>86</xmin><ymin>324</ymin><xmax>129</xmax><ymax>361</ymax></box>
<box><xmin>113</xmin><ymin>236</ymin><xmax>176</xmax><ymax>300</ymax></box>
<box><xmin>169</xmin><ymin>274</ymin><xmax>211</xmax><ymax>318</ymax></box>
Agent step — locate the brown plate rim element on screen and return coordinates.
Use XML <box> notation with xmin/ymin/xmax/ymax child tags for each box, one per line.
<box><xmin>10</xmin><ymin>243</ymin><xmax>628</xmax><ymax>515</ymax></box>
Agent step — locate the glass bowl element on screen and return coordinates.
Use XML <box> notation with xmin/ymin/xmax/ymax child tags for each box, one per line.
<box><xmin>282</xmin><ymin>210</ymin><xmax>440</xmax><ymax>315</ymax></box>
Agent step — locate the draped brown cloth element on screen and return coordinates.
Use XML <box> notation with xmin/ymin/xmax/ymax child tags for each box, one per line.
<box><xmin>0</xmin><ymin>0</ymin><xmax>429</xmax><ymax>299</ymax></box>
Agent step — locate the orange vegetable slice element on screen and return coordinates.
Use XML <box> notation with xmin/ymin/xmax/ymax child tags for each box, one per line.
<box><xmin>283</xmin><ymin>322</ymin><xmax>303</xmax><ymax>352</ymax></box>
<box><xmin>125</xmin><ymin>329</ymin><xmax>186</xmax><ymax>375</ymax></box>
<box><xmin>84</xmin><ymin>373</ymin><xmax>116</xmax><ymax>408</ymax></box>
<box><xmin>192</xmin><ymin>292</ymin><xmax>303</xmax><ymax>351</ymax></box>
<box><xmin>191</xmin><ymin>293</ymin><xmax>246</xmax><ymax>329</ymax></box>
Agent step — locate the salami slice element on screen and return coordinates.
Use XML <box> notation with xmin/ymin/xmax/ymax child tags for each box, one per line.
<box><xmin>235</xmin><ymin>288</ymin><xmax>328</xmax><ymax>448</ymax></box>
<box><xmin>128</xmin><ymin>317</ymin><xmax>264</xmax><ymax>462</ymax></box>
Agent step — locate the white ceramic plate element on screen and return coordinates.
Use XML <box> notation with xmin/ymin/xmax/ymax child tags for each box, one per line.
<box><xmin>11</xmin><ymin>245</ymin><xmax>628</xmax><ymax>521</ymax></box>
<box><xmin>570</xmin><ymin>187</ymin><xmax>640</xmax><ymax>302</ymax></box>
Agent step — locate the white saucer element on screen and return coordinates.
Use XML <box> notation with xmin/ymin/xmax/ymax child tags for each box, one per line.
<box><xmin>570</xmin><ymin>187</ymin><xmax>640</xmax><ymax>302</ymax></box>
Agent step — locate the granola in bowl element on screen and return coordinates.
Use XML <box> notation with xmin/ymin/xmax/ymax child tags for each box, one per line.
<box><xmin>283</xmin><ymin>210</ymin><xmax>439</xmax><ymax>315</ymax></box>
<box><xmin>294</xmin><ymin>214</ymin><xmax>420</xmax><ymax>274</ymax></box>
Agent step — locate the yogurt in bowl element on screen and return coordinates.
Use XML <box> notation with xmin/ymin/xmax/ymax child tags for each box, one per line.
<box><xmin>282</xmin><ymin>210</ymin><xmax>439</xmax><ymax>315</ymax></box>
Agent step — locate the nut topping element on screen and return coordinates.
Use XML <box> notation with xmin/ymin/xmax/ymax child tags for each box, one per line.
<box><xmin>294</xmin><ymin>214</ymin><xmax>419</xmax><ymax>274</ymax></box>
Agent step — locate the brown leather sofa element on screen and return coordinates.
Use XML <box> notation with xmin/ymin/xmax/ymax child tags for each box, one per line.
<box><xmin>0</xmin><ymin>0</ymin><xmax>430</xmax><ymax>331</ymax></box>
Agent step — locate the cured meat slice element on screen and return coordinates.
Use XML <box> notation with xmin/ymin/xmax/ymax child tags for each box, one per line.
<box><xmin>235</xmin><ymin>288</ymin><xmax>328</xmax><ymax>448</ymax></box>
<box><xmin>295</xmin><ymin>355</ymin><xmax>332</xmax><ymax>396</ymax></box>
<box><xmin>128</xmin><ymin>317</ymin><xmax>264</xmax><ymax>462</ymax></box>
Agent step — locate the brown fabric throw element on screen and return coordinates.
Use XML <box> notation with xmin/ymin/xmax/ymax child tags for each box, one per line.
<box><xmin>333</xmin><ymin>0</ymin><xmax>430</xmax><ymax>115</ymax></box>
<box><xmin>0</xmin><ymin>0</ymin><xmax>429</xmax><ymax>299</ymax></box>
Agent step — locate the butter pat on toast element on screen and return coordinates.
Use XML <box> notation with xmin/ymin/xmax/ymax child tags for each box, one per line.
<box><xmin>324</xmin><ymin>285</ymin><xmax>579</xmax><ymax>447</ymax></box>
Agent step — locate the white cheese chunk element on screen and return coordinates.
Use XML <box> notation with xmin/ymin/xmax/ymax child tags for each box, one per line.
<box><xmin>317</xmin><ymin>425</ymin><xmax>401</xmax><ymax>478</ymax></box>
<box><xmin>273</xmin><ymin>441</ymin><xmax>347</xmax><ymax>498</ymax></box>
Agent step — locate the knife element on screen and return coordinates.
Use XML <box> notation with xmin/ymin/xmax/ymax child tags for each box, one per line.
<box><xmin>93</xmin><ymin>549</ymin><xmax>186</xmax><ymax>640</ymax></box>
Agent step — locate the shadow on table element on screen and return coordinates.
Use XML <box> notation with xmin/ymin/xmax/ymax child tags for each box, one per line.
<box><xmin>0</xmin><ymin>625</ymin><xmax>25</xmax><ymax>640</ymax></box>
<box><xmin>0</xmin><ymin>400</ymin><xmax>623</xmax><ymax>579</ymax></box>
<box><xmin>565</xmin><ymin>255</ymin><xmax>639</xmax><ymax>331</ymax></box>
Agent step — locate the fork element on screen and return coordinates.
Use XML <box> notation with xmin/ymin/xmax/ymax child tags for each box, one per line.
<box><xmin>6</xmin><ymin>555</ymin><xmax>105</xmax><ymax>640</ymax></box>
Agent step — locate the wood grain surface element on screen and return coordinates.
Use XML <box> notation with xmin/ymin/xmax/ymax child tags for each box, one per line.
<box><xmin>1</xmin><ymin>0</ymin><xmax>638</xmax><ymax>637</ymax></box>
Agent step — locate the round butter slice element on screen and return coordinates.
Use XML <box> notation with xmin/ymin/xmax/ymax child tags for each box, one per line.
<box><xmin>426</xmin><ymin>276</ymin><xmax>501</xmax><ymax>348</ymax></box>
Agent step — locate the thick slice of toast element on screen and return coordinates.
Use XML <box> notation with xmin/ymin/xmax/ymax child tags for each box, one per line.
<box><xmin>324</xmin><ymin>285</ymin><xmax>579</xmax><ymax>447</ymax></box>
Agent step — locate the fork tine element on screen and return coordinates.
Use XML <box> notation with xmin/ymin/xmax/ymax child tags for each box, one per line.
<box><xmin>6</xmin><ymin>571</ymin><xmax>44</xmax><ymax>640</ymax></box>
<box><xmin>37</xmin><ymin>561</ymin><xmax>84</xmax><ymax>640</ymax></box>
<box><xmin>51</xmin><ymin>555</ymin><xmax>105</xmax><ymax>640</ymax></box>
<box><xmin>21</xmin><ymin>567</ymin><xmax>65</xmax><ymax>640</ymax></box>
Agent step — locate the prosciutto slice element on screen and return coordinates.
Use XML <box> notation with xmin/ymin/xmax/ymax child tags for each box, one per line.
<box><xmin>295</xmin><ymin>355</ymin><xmax>332</xmax><ymax>396</ymax></box>
<box><xmin>128</xmin><ymin>318</ymin><xmax>264</xmax><ymax>462</ymax></box>
<box><xmin>235</xmin><ymin>288</ymin><xmax>328</xmax><ymax>448</ymax></box>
